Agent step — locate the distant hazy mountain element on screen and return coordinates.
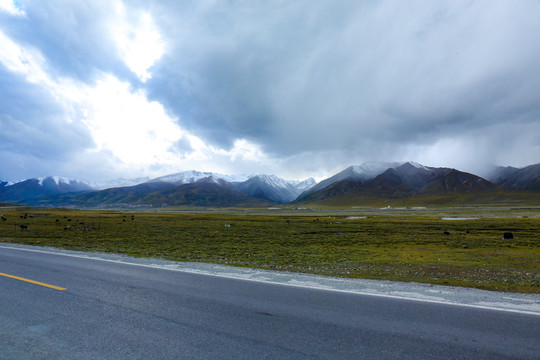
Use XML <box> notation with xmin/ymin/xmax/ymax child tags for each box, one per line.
<box><xmin>0</xmin><ymin>177</ymin><xmax>94</xmax><ymax>204</ymax></box>
<box><xmin>91</xmin><ymin>177</ymin><xmax>152</xmax><ymax>190</ymax></box>
<box><xmin>294</xmin><ymin>177</ymin><xmax>318</xmax><ymax>193</ymax></box>
<box><xmin>486</xmin><ymin>163</ymin><xmax>540</xmax><ymax>192</ymax></box>
<box><xmin>485</xmin><ymin>166</ymin><xmax>519</xmax><ymax>184</ymax></box>
<box><xmin>235</xmin><ymin>174</ymin><xmax>316</xmax><ymax>203</ymax></box>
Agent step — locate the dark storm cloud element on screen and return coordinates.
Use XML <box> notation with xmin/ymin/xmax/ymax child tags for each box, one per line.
<box><xmin>0</xmin><ymin>68</ymin><xmax>93</xmax><ymax>164</ymax></box>
<box><xmin>145</xmin><ymin>0</ymin><xmax>540</xmax><ymax>164</ymax></box>
<box><xmin>1</xmin><ymin>0</ymin><xmax>539</xmax><ymax>182</ymax></box>
<box><xmin>0</xmin><ymin>0</ymin><xmax>154</xmax><ymax>181</ymax></box>
<box><xmin>2</xmin><ymin>1</ymin><xmax>131</xmax><ymax>82</ymax></box>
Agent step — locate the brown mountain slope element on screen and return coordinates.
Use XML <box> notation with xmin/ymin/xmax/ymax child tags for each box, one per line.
<box><xmin>294</xmin><ymin>163</ymin><xmax>522</xmax><ymax>206</ymax></box>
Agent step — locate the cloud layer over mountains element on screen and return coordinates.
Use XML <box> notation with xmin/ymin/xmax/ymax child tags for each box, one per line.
<box><xmin>1</xmin><ymin>1</ymin><xmax>539</xmax><ymax>183</ymax></box>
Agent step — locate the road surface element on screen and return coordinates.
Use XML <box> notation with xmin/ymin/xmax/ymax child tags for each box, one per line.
<box><xmin>1</xmin><ymin>244</ymin><xmax>539</xmax><ymax>359</ymax></box>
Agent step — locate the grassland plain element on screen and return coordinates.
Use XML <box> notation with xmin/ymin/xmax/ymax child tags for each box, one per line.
<box><xmin>0</xmin><ymin>206</ymin><xmax>538</xmax><ymax>293</ymax></box>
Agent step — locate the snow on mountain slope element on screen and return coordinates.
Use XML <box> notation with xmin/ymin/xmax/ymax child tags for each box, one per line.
<box><xmin>36</xmin><ymin>176</ymin><xmax>91</xmax><ymax>188</ymax></box>
<box><xmin>350</xmin><ymin>161</ymin><xmax>404</xmax><ymax>176</ymax></box>
<box><xmin>0</xmin><ymin>176</ymin><xmax>94</xmax><ymax>204</ymax></box>
<box><xmin>3</xmin><ymin>176</ymin><xmax>94</xmax><ymax>190</ymax></box>
<box><xmin>293</xmin><ymin>177</ymin><xmax>317</xmax><ymax>192</ymax></box>
<box><xmin>253</xmin><ymin>174</ymin><xmax>294</xmax><ymax>189</ymax></box>
<box><xmin>235</xmin><ymin>174</ymin><xmax>316</xmax><ymax>204</ymax></box>
<box><xmin>90</xmin><ymin>177</ymin><xmax>152</xmax><ymax>190</ymax></box>
<box><xmin>407</xmin><ymin>161</ymin><xmax>431</xmax><ymax>171</ymax></box>
<box><xmin>307</xmin><ymin>161</ymin><xmax>402</xmax><ymax>195</ymax></box>
<box><xmin>149</xmin><ymin>170</ymin><xmax>252</xmax><ymax>185</ymax></box>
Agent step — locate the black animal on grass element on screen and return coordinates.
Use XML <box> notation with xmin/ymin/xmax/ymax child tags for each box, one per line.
<box><xmin>502</xmin><ymin>232</ymin><xmax>514</xmax><ymax>240</ymax></box>
<box><xmin>19</xmin><ymin>224</ymin><xmax>28</xmax><ymax>231</ymax></box>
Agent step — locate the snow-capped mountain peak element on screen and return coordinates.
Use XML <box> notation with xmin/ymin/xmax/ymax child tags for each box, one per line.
<box><xmin>149</xmin><ymin>170</ymin><xmax>252</xmax><ymax>185</ymax></box>
<box><xmin>4</xmin><ymin>176</ymin><xmax>93</xmax><ymax>189</ymax></box>
<box><xmin>234</xmin><ymin>174</ymin><xmax>316</xmax><ymax>203</ymax></box>
<box><xmin>350</xmin><ymin>161</ymin><xmax>403</xmax><ymax>176</ymax></box>
<box><xmin>0</xmin><ymin>180</ymin><xmax>14</xmax><ymax>186</ymax></box>
<box><xmin>306</xmin><ymin>161</ymin><xmax>401</xmax><ymax>194</ymax></box>
<box><xmin>37</xmin><ymin>176</ymin><xmax>83</xmax><ymax>187</ymax></box>
<box><xmin>293</xmin><ymin>177</ymin><xmax>317</xmax><ymax>192</ymax></box>
<box><xmin>405</xmin><ymin>161</ymin><xmax>431</xmax><ymax>171</ymax></box>
<box><xmin>250</xmin><ymin>174</ymin><xmax>316</xmax><ymax>192</ymax></box>
<box><xmin>251</xmin><ymin>174</ymin><xmax>290</xmax><ymax>188</ymax></box>
<box><xmin>0</xmin><ymin>176</ymin><xmax>94</xmax><ymax>204</ymax></box>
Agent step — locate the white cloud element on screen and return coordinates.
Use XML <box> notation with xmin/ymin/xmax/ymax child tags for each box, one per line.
<box><xmin>0</xmin><ymin>0</ymin><xmax>24</xmax><ymax>16</ymax></box>
<box><xmin>0</xmin><ymin>31</ymin><xmax>48</xmax><ymax>84</ymax></box>
<box><xmin>222</xmin><ymin>139</ymin><xmax>267</xmax><ymax>162</ymax></box>
<box><xmin>0</xmin><ymin>30</ymin><xmax>177</xmax><ymax>173</ymax></box>
<box><xmin>111</xmin><ymin>1</ymin><xmax>165</xmax><ymax>82</ymax></box>
<box><xmin>2</xmin><ymin>1</ymin><xmax>540</xmax><ymax>182</ymax></box>
<box><xmin>81</xmin><ymin>75</ymin><xmax>185</xmax><ymax>165</ymax></box>
<box><xmin>78</xmin><ymin>78</ymin><xmax>284</xmax><ymax>177</ymax></box>
<box><xmin>0</xmin><ymin>29</ymin><xmax>281</xmax><ymax>181</ymax></box>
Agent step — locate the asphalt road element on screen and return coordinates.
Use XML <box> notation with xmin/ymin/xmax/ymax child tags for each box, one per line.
<box><xmin>1</xmin><ymin>246</ymin><xmax>539</xmax><ymax>359</ymax></box>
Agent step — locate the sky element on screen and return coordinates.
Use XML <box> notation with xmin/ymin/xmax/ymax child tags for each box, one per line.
<box><xmin>1</xmin><ymin>0</ymin><xmax>540</xmax><ymax>184</ymax></box>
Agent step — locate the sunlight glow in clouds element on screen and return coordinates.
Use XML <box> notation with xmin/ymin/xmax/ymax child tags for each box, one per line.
<box><xmin>0</xmin><ymin>28</ymin><xmax>275</xmax><ymax>178</ymax></box>
<box><xmin>224</xmin><ymin>139</ymin><xmax>268</xmax><ymax>163</ymax></box>
<box><xmin>0</xmin><ymin>31</ymin><xmax>48</xmax><ymax>84</ymax></box>
<box><xmin>81</xmin><ymin>75</ymin><xmax>185</xmax><ymax>165</ymax></box>
<box><xmin>0</xmin><ymin>30</ymin><xmax>182</xmax><ymax>167</ymax></box>
<box><xmin>2</xmin><ymin>1</ymin><xmax>539</xmax><ymax>183</ymax></box>
<box><xmin>0</xmin><ymin>0</ymin><xmax>24</xmax><ymax>16</ymax></box>
<box><xmin>111</xmin><ymin>2</ymin><xmax>165</xmax><ymax>82</ymax></box>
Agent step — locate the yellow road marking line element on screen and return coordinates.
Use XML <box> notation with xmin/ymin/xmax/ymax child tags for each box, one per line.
<box><xmin>0</xmin><ymin>272</ymin><xmax>67</xmax><ymax>291</ymax></box>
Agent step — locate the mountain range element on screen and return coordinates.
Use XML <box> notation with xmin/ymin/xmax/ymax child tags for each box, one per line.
<box><xmin>0</xmin><ymin>171</ymin><xmax>316</xmax><ymax>208</ymax></box>
<box><xmin>295</xmin><ymin>162</ymin><xmax>503</xmax><ymax>206</ymax></box>
<box><xmin>1</xmin><ymin>162</ymin><xmax>539</xmax><ymax>208</ymax></box>
<box><xmin>0</xmin><ymin>177</ymin><xmax>93</xmax><ymax>204</ymax></box>
<box><xmin>485</xmin><ymin>163</ymin><xmax>540</xmax><ymax>192</ymax></box>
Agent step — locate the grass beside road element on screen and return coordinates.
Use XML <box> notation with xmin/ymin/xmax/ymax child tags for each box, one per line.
<box><xmin>0</xmin><ymin>207</ymin><xmax>538</xmax><ymax>293</ymax></box>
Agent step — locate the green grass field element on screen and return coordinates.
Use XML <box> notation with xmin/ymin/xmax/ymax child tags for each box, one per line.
<box><xmin>0</xmin><ymin>206</ymin><xmax>538</xmax><ymax>293</ymax></box>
